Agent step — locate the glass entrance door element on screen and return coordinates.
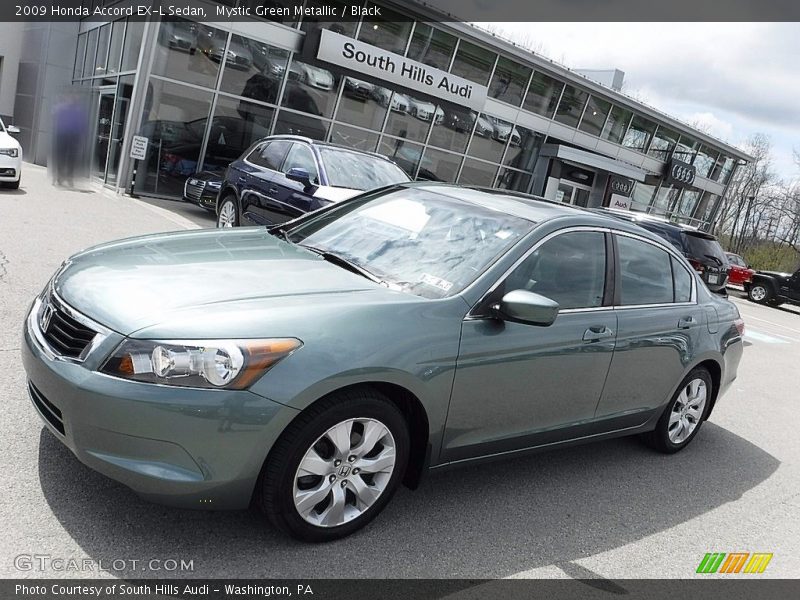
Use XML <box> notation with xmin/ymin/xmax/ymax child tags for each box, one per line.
<box><xmin>556</xmin><ymin>181</ymin><xmax>592</xmax><ymax>207</ymax></box>
<box><xmin>92</xmin><ymin>90</ymin><xmax>115</xmax><ymax>181</ymax></box>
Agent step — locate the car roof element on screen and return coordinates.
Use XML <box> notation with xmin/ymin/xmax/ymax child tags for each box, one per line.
<box><xmin>590</xmin><ymin>207</ymin><xmax>719</xmax><ymax>240</ymax></box>
<box><xmin>262</xmin><ymin>135</ymin><xmax>395</xmax><ymax>162</ymax></box>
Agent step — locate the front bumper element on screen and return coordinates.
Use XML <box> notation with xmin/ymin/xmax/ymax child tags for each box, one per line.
<box><xmin>22</xmin><ymin>297</ymin><xmax>298</xmax><ymax>509</ymax></box>
<box><xmin>0</xmin><ymin>154</ymin><xmax>22</xmax><ymax>181</ymax></box>
<box><xmin>183</xmin><ymin>178</ymin><xmax>219</xmax><ymax>211</ymax></box>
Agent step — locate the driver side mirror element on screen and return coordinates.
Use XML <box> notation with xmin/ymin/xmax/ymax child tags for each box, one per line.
<box><xmin>286</xmin><ymin>167</ymin><xmax>315</xmax><ymax>190</ymax></box>
<box><xmin>6</xmin><ymin>125</ymin><xmax>20</xmax><ymax>134</ymax></box>
<box><xmin>491</xmin><ymin>290</ymin><xmax>559</xmax><ymax>326</ymax></box>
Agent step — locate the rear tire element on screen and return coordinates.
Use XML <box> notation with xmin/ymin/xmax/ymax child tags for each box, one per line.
<box><xmin>748</xmin><ymin>283</ymin><xmax>771</xmax><ymax>304</ymax></box>
<box><xmin>642</xmin><ymin>367</ymin><xmax>712</xmax><ymax>454</ymax></box>
<box><xmin>260</xmin><ymin>389</ymin><xmax>410</xmax><ymax>542</ymax></box>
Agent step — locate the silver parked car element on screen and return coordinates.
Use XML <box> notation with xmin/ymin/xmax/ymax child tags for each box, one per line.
<box><xmin>23</xmin><ymin>184</ymin><xmax>744</xmax><ymax>542</ymax></box>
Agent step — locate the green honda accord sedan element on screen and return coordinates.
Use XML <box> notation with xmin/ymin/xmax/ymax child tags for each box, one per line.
<box><xmin>23</xmin><ymin>183</ymin><xmax>744</xmax><ymax>541</ymax></box>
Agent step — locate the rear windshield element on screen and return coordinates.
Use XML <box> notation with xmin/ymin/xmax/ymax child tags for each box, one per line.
<box><xmin>319</xmin><ymin>148</ymin><xmax>410</xmax><ymax>190</ymax></box>
<box><xmin>683</xmin><ymin>233</ymin><xmax>726</xmax><ymax>262</ymax></box>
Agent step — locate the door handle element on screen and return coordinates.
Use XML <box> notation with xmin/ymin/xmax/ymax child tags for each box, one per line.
<box><xmin>678</xmin><ymin>316</ymin><xmax>696</xmax><ymax>329</ymax></box>
<box><xmin>583</xmin><ymin>326</ymin><xmax>614</xmax><ymax>341</ymax></box>
<box><xmin>269</xmin><ymin>186</ymin><xmax>279</xmax><ymax>193</ymax></box>
<box><xmin>237</xmin><ymin>176</ymin><xmax>247</xmax><ymax>183</ymax></box>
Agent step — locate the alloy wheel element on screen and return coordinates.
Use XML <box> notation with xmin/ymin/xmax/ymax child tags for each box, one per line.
<box><xmin>749</xmin><ymin>285</ymin><xmax>767</xmax><ymax>302</ymax></box>
<box><xmin>668</xmin><ymin>378</ymin><xmax>707</xmax><ymax>444</ymax></box>
<box><xmin>293</xmin><ymin>418</ymin><xmax>396</xmax><ymax>528</ymax></box>
<box><xmin>217</xmin><ymin>200</ymin><xmax>236</xmax><ymax>228</ymax></box>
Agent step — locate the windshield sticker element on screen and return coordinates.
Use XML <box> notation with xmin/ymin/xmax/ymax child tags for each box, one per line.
<box><xmin>419</xmin><ymin>273</ymin><xmax>453</xmax><ymax>292</ymax></box>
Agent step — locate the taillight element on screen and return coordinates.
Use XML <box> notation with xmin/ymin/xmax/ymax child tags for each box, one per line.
<box><xmin>734</xmin><ymin>318</ymin><xmax>745</xmax><ymax>336</ymax></box>
<box><xmin>689</xmin><ymin>258</ymin><xmax>705</xmax><ymax>273</ymax></box>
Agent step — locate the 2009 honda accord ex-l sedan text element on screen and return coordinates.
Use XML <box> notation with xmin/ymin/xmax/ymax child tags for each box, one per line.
<box><xmin>22</xmin><ymin>183</ymin><xmax>744</xmax><ymax>541</ymax></box>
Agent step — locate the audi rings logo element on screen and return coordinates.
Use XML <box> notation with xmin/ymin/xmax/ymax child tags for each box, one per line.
<box><xmin>610</xmin><ymin>177</ymin><xmax>633</xmax><ymax>197</ymax></box>
<box><xmin>667</xmin><ymin>160</ymin><xmax>696</xmax><ymax>187</ymax></box>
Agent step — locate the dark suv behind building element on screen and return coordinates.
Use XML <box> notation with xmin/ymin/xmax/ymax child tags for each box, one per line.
<box><xmin>594</xmin><ymin>209</ymin><xmax>729</xmax><ymax>294</ymax></box>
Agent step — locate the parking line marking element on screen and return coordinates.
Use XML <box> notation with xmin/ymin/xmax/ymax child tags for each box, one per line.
<box><xmin>744</xmin><ymin>330</ymin><xmax>791</xmax><ymax>344</ymax></box>
<box><xmin>740</xmin><ymin>313</ymin><xmax>800</xmax><ymax>335</ymax></box>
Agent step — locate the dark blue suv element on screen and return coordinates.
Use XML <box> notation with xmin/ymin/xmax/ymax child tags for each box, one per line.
<box><xmin>214</xmin><ymin>135</ymin><xmax>410</xmax><ymax>228</ymax></box>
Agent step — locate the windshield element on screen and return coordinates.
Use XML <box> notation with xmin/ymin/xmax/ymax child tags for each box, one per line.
<box><xmin>289</xmin><ymin>188</ymin><xmax>534</xmax><ymax>299</ymax></box>
<box><xmin>319</xmin><ymin>148</ymin><xmax>410</xmax><ymax>190</ymax></box>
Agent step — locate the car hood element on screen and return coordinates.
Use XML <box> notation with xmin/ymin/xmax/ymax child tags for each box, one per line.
<box><xmin>758</xmin><ymin>270</ymin><xmax>791</xmax><ymax>278</ymax></box>
<box><xmin>54</xmin><ymin>228</ymin><xmax>405</xmax><ymax>335</ymax></box>
<box><xmin>187</xmin><ymin>170</ymin><xmax>223</xmax><ymax>184</ymax></box>
<box><xmin>0</xmin><ymin>131</ymin><xmax>21</xmax><ymax>150</ymax></box>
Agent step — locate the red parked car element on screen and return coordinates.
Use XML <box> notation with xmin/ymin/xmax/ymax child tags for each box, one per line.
<box><xmin>725</xmin><ymin>253</ymin><xmax>755</xmax><ymax>286</ymax></box>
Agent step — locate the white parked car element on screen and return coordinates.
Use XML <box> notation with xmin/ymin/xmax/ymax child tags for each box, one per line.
<box><xmin>0</xmin><ymin>118</ymin><xmax>22</xmax><ymax>189</ymax></box>
<box><xmin>407</xmin><ymin>98</ymin><xmax>445</xmax><ymax>124</ymax></box>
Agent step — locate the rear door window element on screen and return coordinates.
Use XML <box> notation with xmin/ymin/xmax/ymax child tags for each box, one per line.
<box><xmin>616</xmin><ymin>235</ymin><xmax>673</xmax><ymax>305</ymax></box>
<box><xmin>683</xmin><ymin>233</ymin><xmax>727</xmax><ymax>265</ymax></box>
<box><xmin>671</xmin><ymin>256</ymin><xmax>693</xmax><ymax>302</ymax></box>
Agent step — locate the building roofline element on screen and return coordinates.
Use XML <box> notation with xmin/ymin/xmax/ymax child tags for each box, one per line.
<box><xmin>393</xmin><ymin>1</ymin><xmax>753</xmax><ymax>162</ymax></box>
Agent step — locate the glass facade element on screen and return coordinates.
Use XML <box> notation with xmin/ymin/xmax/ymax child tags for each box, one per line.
<box><xmin>68</xmin><ymin>9</ymin><xmax>745</xmax><ymax>232</ymax></box>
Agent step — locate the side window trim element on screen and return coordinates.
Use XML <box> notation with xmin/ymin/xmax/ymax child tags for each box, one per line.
<box><xmin>611</xmin><ymin>230</ymin><xmax>697</xmax><ymax>308</ymax></box>
<box><xmin>468</xmin><ymin>226</ymin><xmax>614</xmax><ymax>318</ymax></box>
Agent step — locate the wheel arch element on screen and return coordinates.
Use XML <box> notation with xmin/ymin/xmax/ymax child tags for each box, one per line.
<box><xmin>216</xmin><ymin>185</ymin><xmax>240</xmax><ymax>215</ymax></box>
<box><xmin>691</xmin><ymin>358</ymin><xmax>722</xmax><ymax>419</ymax></box>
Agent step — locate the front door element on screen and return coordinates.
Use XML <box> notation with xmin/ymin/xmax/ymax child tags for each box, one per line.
<box><xmin>442</xmin><ymin>229</ymin><xmax>616</xmax><ymax>462</ymax></box>
<box><xmin>557</xmin><ymin>181</ymin><xmax>591</xmax><ymax>207</ymax></box>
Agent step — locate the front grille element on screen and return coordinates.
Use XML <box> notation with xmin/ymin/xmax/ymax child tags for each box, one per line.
<box><xmin>40</xmin><ymin>295</ymin><xmax>97</xmax><ymax>359</ymax></box>
<box><xmin>185</xmin><ymin>179</ymin><xmax>205</xmax><ymax>201</ymax></box>
<box><xmin>29</xmin><ymin>382</ymin><xmax>65</xmax><ymax>435</ymax></box>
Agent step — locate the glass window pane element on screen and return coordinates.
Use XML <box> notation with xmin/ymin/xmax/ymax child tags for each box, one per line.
<box><xmin>672</xmin><ymin>256</ymin><xmax>692</xmax><ymax>303</ymax></box>
<box><xmin>693</xmin><ymin>192</ymin><xmax>719</xmax><ymax>223</ymax></box>
<box><xmin>673</xmin><ymin>135</ymin><xmax>698</xmax><ymax>164</ymax></box>
<box><xmin>201</xmin><ymin>96</ymin><xmax>273</xmax><ymax>173</ymax></box>
<box><xmin>674</xmin><ymin>188</ymin><xmax>701</xmax><ymax>221</ymax></box>
<box><xmin>503</xmin><ymin>125</ymin><xmax>543</xmax><ymax>170</ymax></box>
<box><xmin>406</xmin><ymin>24</ymin><xmax>456</xmax><ymax>71</ymax></box>
<box><xmin>121</xmin><ymin>19</ymin><xmax>144</xmax><ymax>71</ymax></box>
<box><xmin>650</xmin><ymin>182</ymin><xmax>680</xmax><ymax>215</ymax></box>
<box><xmin>450</xmin><ymin>40</ymin><xmax>496</xmax><ymax>87</ymax></box>
<box><xmin>712</xmin><ymin>155</ymin><xmax>736</xmax><ymax>184</ymax></box>
<box><xmin>468</xmin><ymin>115</ymin><xmax>510</xmax><ymax>162</ymax></box>
<box><xmin>94</xmin><ymin>24</ymin><xmax>111</xmax><ymax>76</ymax></box>
<box><xmin>579</xmin><ymin>95</ymin><xmax>611</xmax><ymax>137</ymax></box>
<box><xmin>489</xmin><ymin>57</ymin><xmax>531</xmax><ymax>107</ymax></box>
<box><xmin>221</xmin><ymin>36</ymin><xmax>287</xmax><ymax>105</ymax></box>
<box><xmin>300</xmin><ymin>1</ymin><xmax>357</xmax><ymax>38</ymax></box>
<box><xmin>337</xmin><ymin>78</ymin><xmax>389</xmax><ymax>129</ymax></box>
<box><xmin>509</xmin><ymin>231</ymin><xmax>606</xmax><ymax>309</ymax></box>
<box><xmin>601</xmin><ymin>105</ymin><xmax>632</xmax><ymax>144</ymax></box>
<box><xmin>617</xmin><ymin>235</ymin><xmax>673</xmax><ymax>305</ymax></box>
<box><xmin>329</xmin><ymin>124</ymin><xmax>379</xmax><ymax>153</ymax></box>
<box><xmin>418</xmin><ymin>147</ymin><xmax>461</xmax><ymax>182</ymax></box>
<box><xmin>138</xmin><ymin>79</ymin><xmax>213</xmax><ymax>198</ymax></box>
<box><xmin>428</xmin><ymin>105</ymin><xmax>471</xmax><ymax>153</ymax></box>
<box><xmin>630</xmin><ymin>181</ymin><xmax>655</xmax><ymax>211</ymax></box>
<box><xmin>274</xmin><ymin>109</ymin><xmax>329</xmax><ymax>140</ymax></box>
<box><xmin>105</xmin><ymin>74</ymin><xmax>135</xmax><ymax>185</ymax></box>
<box><xmin>83</xmin><ymin>28</ymin><xmax>98</xmax><ymax>78</ymax></box>
<box><xmin>648</xmin><ymin>126</ymin><xmax>679</xmax><ymax>161</ymax></box>
<box><xmin>74</xmin><ymin>33</ymin><xmax>87</xmax><ymax>80</ymax></box>
<box><xmin>153</xmin><ymin>20</ymin><xmax>221</xmax><ymax>89</ymax></box>
<box><xmin>384</xmin><ymin>92</ymin><xmax>430</xmax><ymax>142</ymax></box>
<box><xmin>554</xmin><ymin>85</ymin><xmax>588</xmax><ymax>128</ymax></box>
<box><xmin>357</xmin><ymin>3</ymin><xmax>412</xmax><ymax>54</ymax></box>
<box><xmin>622</xmin><ymin>116</ymin><xmax>657</xmax><ymax>153</ymax></box>
<box><xmin>458</xmin><ymin>159</ymin><xmax>497</xmax><ymax>187</ymax></box>
<box><xmin>523</xmin><ymin>71</ymin><xmax>563</xmax><ymax>118</ymax></box>
<box><xmin>496</xmin><ymin>168</ymin><xmax>531</xmax><ymax>193</ymax></box>
<box><xmin>106</xmin><ymin>20</ymin><xmax>125</xmax><ymax>75</ymax></box>
<box><xmin>694</xmin><ymin>146</ymin><xmax>719</xmax><ymax>178</ymax></box>
<box><xmin>379</xmin><ymin>136</ymin><xmax>423</xmax><ymax>179</ymax></box>
<box><xmin>282</xmin><ymin>57</ymin><xmax>339</xmax><ymax>118</ymax></box>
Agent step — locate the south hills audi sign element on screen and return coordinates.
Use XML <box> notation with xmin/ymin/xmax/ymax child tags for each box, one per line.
<box><xmin>665</xmin><ymin>158</ymin><xmax>697</xmax><ymax>187</ymax></box>
<box><xmin>316</xmin><ymin>29</ymin><xmax>488</xmax><ymax>111</ymax></box>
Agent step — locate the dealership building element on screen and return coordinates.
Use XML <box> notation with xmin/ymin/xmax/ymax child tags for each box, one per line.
<box><xmin>8</xmin><ymin>0</ymin><xmax>752</xmax><ymax>229</ymax></box>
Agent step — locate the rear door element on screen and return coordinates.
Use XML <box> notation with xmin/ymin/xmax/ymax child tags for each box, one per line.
<box><xmin>594</xmin><ymin>232</ymin><xmax>704</xmax><ymax>420</ymax></box>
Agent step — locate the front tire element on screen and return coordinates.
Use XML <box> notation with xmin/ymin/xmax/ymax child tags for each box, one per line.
<box><xmin>2</xmin><ymin>177</ymin><xmax>20</xmax><ymax>190</ymax></box>
<box><xmin>748</xmin><ymin>283</ymin><xmax>771</xmax><ymax>304</ymax></box>
<box><xmin>260</xmin><ymin>389</ymin><xmax>409</xmax><ymax>542</ymax></box>
<box><xmin>216</xmin><ymin>196</ymin><xmax>239</xmax><ymax>228</ymax></box>
<box><xmin>643</xmin><ymin>367</ymin><xmax>712</xmax><ymax>454</ymax></box>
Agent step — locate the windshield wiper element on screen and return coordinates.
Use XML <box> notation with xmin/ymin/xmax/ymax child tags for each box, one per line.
<box><xmin>704</xmin><ymin>254</ymin><xmax>723</xmax><ymax>266</ymax></box>
<box><xmin>268</xmin><ymin>225</ymin><xmax>292</xmax><ymax>242</ymax></box>
<box><xmin>301</xmin><ymin>245</ymin><xmax>384</xmax><ymax>284</ymax></box>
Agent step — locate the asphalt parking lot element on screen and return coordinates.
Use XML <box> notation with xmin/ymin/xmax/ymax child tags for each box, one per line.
<box><xmin>1</xmin><ymin>165</ymin><xmax>798</xmax><ymax>579</ymax></box>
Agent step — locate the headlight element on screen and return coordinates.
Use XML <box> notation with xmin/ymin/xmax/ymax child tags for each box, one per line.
<box><xmin>0</xmin><ymin>148</ymin><xmax>19</xmax><ymax>157</ymax></box>
<box><xmin>101</xmin><ymin>338</ymin><xmax>302</xmax><ymax>389</ymax></box>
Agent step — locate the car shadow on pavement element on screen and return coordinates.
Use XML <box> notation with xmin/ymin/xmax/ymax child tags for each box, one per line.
<box><xmin>37</xmin><ymin>421</ymin><xmax>778</xmax><ymax>578</ymax></box>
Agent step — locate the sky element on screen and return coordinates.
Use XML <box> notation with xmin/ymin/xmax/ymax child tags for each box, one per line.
<box><xmin>474</xmin><ymin>22</ymin><xmax>800</xmax><ymax>180</ymax></box>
